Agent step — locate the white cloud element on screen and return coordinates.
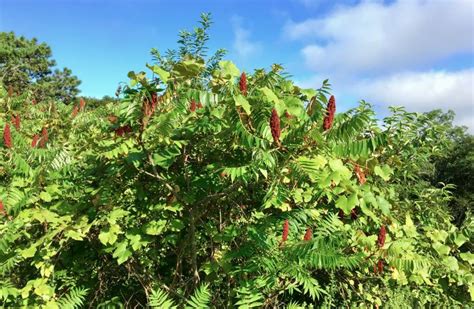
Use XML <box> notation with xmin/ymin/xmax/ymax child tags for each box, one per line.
<box><xmin>284</xmin><ymin>0</ymin><xmax>474</xmax><ymax>74</ymax></box>
<box><xmin>351</xmin><ymin>69</ymin><xmax>474</xmax><ymax>129</ymax></box>
<box><xmin>232</xmin><ymin>17</ymin><xmax>262</xmax><ymax>59</ymax></box>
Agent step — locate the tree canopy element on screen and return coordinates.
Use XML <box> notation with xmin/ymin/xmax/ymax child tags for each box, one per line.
<box><xmin>0</xmin><ymin>32</ymin><xmax>81</xmax><ymax>103</ymax></box>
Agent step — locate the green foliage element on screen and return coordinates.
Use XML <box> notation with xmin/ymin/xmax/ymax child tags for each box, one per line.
<box><xmin>0</xmin><ymin>31</ymin><xmax>81</xmax><ymax>103</ymax></box>
<box><xmin>0</xmin><ymin>14</ymin><xmax>472</xmax><ymax>308</ymax></box>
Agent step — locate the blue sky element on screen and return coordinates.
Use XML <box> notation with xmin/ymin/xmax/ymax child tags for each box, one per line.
<box><xmin>1</xmin><ymin>0</ymin><xmax>473</xmax><ymax>129</ymax></box>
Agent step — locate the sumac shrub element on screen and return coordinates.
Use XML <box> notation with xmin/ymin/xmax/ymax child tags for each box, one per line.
<box><xmin>0</xmin><ymin>14</ymin><xmax>471</xmax><ymax>309</ymax></box>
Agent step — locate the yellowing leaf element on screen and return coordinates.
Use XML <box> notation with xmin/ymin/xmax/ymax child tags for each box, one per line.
<box><xmin>39</xmin><ymin>192</ymin><xmax>52</xmax><ymax>202</ymax></box>
<box><xmin>234</xmin><ymin>94</ymin><xmax>251</xmax><ymax>115</ymax></box>
<box><xmin>432</xmin><ymin>242</ymin><xmax>450</xmax><ymax>256</ymax></box>
<box><xmin>21</xmin><ymin>246</ymin><xmax>37</xmax><ymax>258</ymax></box>
<box><xmin>460</xmin><ymin>252</ymin><xmax>474</xmax><ymax>265</ymax></box>
<box><xmin>147</xmin><ymin>63</ymin><xmax>170</xmax><ymax>83</ymax></box>
<box><xmin>218</xmin><ymin>60</ymin><xmax>240</xmax><ymax>78</ymax></box>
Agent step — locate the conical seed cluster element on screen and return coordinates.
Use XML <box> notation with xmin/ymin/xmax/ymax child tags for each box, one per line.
<box><xmin>282</xmin><ymin>219</ymin><xmax>289</xmax><ymax>242</ymax></box>
<box><xmin>190</xmin><ymin>100</ymin><xmax>197</xmax><ymax>112</ymax></box>
<box><xmin>323</xmin><ymin>95</ymin><xmax>336</xmax><ymax>131</ymax></box>
<box><xmin>270</xmin><ymin>108</ymin><xmax>281</xmax><ymax>146</ymax></box>
<box><xmin>71</xmin><ymin>105</ymin><xmax>79</xmax><ymax>118</ymax></box>
<box><xmin>355</xmin><ymin>165</ymin><xmax>366</xmax><ymax>184</ymax></box>
<box><xmin>3</xmin><ymin>123</ymin><xmax>12</xmax><ymax>148</ymax></box>
<box><xmin>115</xmin><ymin>125</ymin><xmax>132</xmax><ymax>137</ymax></box>
<box><xmin>151</xmin><ymin>92</ymin><xmax>158</xmax><ymax>111</ymax></box>
<box><xmin>378</xmin><ymin>259</ymin><xmax>384</xmax><ymax>273</ymax></box>
<box><xmin>303</xmin><ymin>228</ymin><xmax>312</xmax><ymax>241</ymax></box>
<box><xmin>11</xmin><ymin>114</ymin><xmax>20</xmax><ymax>130</ymax></box>
<box><xmin>378</xmin><ymin>225</ymin><xmax>386</xmax><ymax>248</ymax></box>
<box><xmin>39</xmin><ymin>127</ymin><xmax>48</xmax><ymax>148</ymax></box>
<box><xmin>239</xmin><ymin>72</ymin><xmax>247</xmax><ymax>96</ymax></box>
<box><xmin>31</xmin><ymin>134</ymin><xmax>39</xmax><ymax>148</ymax></box>
<box><xmin>79</xmin><ymin>98</ymin><xmax>86</xmax><ymax>111</ymax></box>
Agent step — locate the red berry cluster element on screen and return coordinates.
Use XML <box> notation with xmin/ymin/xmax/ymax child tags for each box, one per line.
<box><xmin>143</xmin><ymin>93</ymin><xmax>159</xmax><ymax>118</ymax></box>
<box><xmin>190</xmin><ymin>100</ymin><xmax>203</xmax><ymax>112</ymax></box>
<box><xmin>39</xmin><ymin>127</ymin><xmax>48</xmax><ymax>148</ymax></box>
<box><xmin>79</xmin><ymin>98</ymin><xmax>86</xmax><ymax>111</ymax></box>
<box><xmin>239</xmin><ymin>72</ymin><xmax>247</xmax><ymax>96</ymax></box>
<box><xmin>270</xmin><ymin>108</ymin><xmax>281</xmax><ymax>146</ymax></box>
<box><xmin>71</xmin><ymin>105</ymin><xmax>79</xmax><ymax>118</ymax></box>
<box><xmin>31</xmin><ymin>134</ymin><xmax>39</xmax><ymax>148</ymax></box>
<box><xmin>151</xmin><ymin>92</ymin><xmax>158</xmax><ymax>111</ymax></box>
<box><xmin>282</xmin><ymin>219</ymin><xmax>289</xmax><ymax>242</ymax></box>
<box><xmin>303</xmin><ymin>228</ymin><xmax>312</xmax><ymax>241</ymax></box>
<box><xmin>3</xmin><ymin>123</ymin><xmax>12</xmax><ymax>148</ymax></box>
<box><xmin>378</xmin><ymin>225</ymin><xmax>386</xmax><ymax>248</ymax></box>
<box><xmin>374</xmin><ymin>259</ymin><xmax>384</xmax><ymax>274</ymax></box>
<box><xmin>11</xmin><ymin>114</ymin><xmax>20</xmax><ymax>130</ymax></box>
<box><xmin>115</xmin><ymin>125</ymin><xmax>132</xmax><ymax>137</ymax></box>
<box><xmin>190</xmin><ymin>100</ymin><xmax>197</xmax><ymax>112</ymax></box>
<box><xmin>323</xmin><ymin>95</ymin><xmax>336</xmax><ymax>131</ymax></box>
<box><xmin>354</xmin><ymin>165</ymin><xmax>366</xmax><ymax>184</ymax></box>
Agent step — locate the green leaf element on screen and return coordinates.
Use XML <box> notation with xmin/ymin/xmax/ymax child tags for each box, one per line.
<box><xmin>442</xmin><ymin>256</ymin><xmax>458</xmax><ymax>271</ymax></box>
<box><xmin>21</xmin><ymin>246</ymin><xmax>37</xmax><ymax>258</ymax></box>
<box><xmin>403</xmin><ymin>214</ymin><xmax>418</xmax><ymax>238</ymax></box>
<box><xmin>126</xmin><ymin>233</ymin><xmax>148</xmax><ymax>251</ymax></box>
<box><xmin>153</xmin><ymin>145</ymin><xmax>181</xmax><ymax>169</ymax></box>
<box><xmin>295</xmin><ymin>156</ymin><xmax>327</xmax><ymax>181</ymax></box>
<box><xmin>106</xmin><ymin>208</ymin><xmax>130</xmax><ymax>225</ymax></box>
<box><xmin>347</xmin><ymin>193</ymin><xmax>359</xmax><ymax>210</ymax></box>
<box><xmin>218</xmin><ymin>60</ymin><xmax>240</xmax><ymax>78</ymax></box>
<box><xmin>185</xmin><ymin>283</ymin><xmax>211</xmax><ymax>308</ymax></box>
<box><xmin>98</xmin><ymin>224</ymin><xmax>121</xmax><ymax>245</ymax></box>
<box><xmin>128</xmin><ymin>71</ymin><xmax>147</xmax><ymax>87</ymax></box>
<box><xmin>460</xmin><ymin>252</ymin><xmax>474</xmax><ymax>265</ymax></box>
<box><xmin>427</xmin><ymin>229</ymin><xmax>449</xmax><ymax>243</ymax></box>
<box><xmin>65</xmin><ymin>230</ymin><xmax>84</xmax><ymax>241</ymax></box>
<box><xmin>234</xmin><ymin>94</ymin><xmax>251</xmax><ymax>115</ymax></box>
<box><xmin>170</xmin><ymin>219</ymin><xmax>184</xmax><ymax>231</ymax></box>
<box><xmin>376</xmin><ymin>196</ymin><xmax>391</xmax><ymax>215</ymax></box>
<box><xmin>112</xmin><ymin>241</ymin><xmax>133</xmax><ymax>265</ymax></box>
<box><xmin>260</xmin><ymin>87</ymin><xmax>278</xmax><ymax>102</ymax></box>
<box><xmin>284</xmin><ymin>97</ymin><xmax>305</xmax><ymax>118</ymax></box>
<box><xmin>453</xmin><ymin>233</ymin><xmax>468</xmax><ymax>247</ymax></box>
<box><xmin>336</xmin><ymin>196</ymin><xmax>353</xmax><ymax>215</ymax></box>
<box><xmin>300</xmin><ymin>88</ymin><xmax>316</xmax><ymax>99</ymax></box>
<box><xmin>144</xmin><ymin>220</ymin><xmax>167</xmax><ymax>236</ymax></box>
<box><xmin>39</xmin><ymin>191</ymin><xmax>52</xmax><ymax>202</ymax></box>
<box><xmin>432</xmin><ymin>242</ymin><xmax>450</xmax><ymax>256</ymax></box>
<box><xmin>374</xmin><ymin>165</ymin><xmax>393</xmax><ymax>181</ymax></box>
<box><xmin>260</xmin><ymin>87</ymin><xmax>284</xmax><ymax>113</ymax></box>
<box><xmin>335</xmin><ymin>193</ymin><xmax>358</xmax><ymax>215</ymax></box>
<box><xmin>147</xmin><ymin>63</ymin><xmax>170</xmax><ymax>83</ymax></box>
<box><xmin>173</xmin><ymin>58</ymin><xmax>205</xmax><ymax>78</ymax></box>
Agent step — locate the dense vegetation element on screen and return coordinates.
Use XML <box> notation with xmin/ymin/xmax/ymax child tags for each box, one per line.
<box><xmin>0</xmin><ymin>15</ymin><xmax>472</xmax><ymax>308</ymax></box>
<box><xmin>0</xmin><ymin>32</ymin><xmax>81</xmax><ymax>104</ymax></box>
